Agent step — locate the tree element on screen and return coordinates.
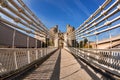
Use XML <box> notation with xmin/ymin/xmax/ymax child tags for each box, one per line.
<box><xmin>84</xmin><ymin>38</ymin><xmax>88</xmax><ymax>46</ymax></box>
<box><xmin>79</xmin><ymin>38</ymin><xmax>92</xmax><ymax>48</ymax></box>
<box><xmin>79</xmin><ymin>41</ymin><xmax>83</xmax><ymax>48</ymax></box>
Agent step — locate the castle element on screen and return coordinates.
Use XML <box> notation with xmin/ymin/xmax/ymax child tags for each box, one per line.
<box><xmin>49</xmin><ymin>24</ymin><xmax>75</xmax><ymax>48</ymax></box>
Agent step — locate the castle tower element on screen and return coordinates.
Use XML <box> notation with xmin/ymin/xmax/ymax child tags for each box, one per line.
<box><xmin>64</xmin><ymin>24</ymin><xmax>75</xmax><ymax>47</ymax></box>
<box><xmin>49</xmin><ymin>25</ymin><xmax>59</xmax><ymax>47</ymax></box>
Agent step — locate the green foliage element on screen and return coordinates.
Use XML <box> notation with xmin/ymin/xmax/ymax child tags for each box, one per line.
<box><xmin>79</xmin><ymin>41</ymin><xmax>83</xmax><ymax>48</ymax></box>
<box><xmin>79</xmin><ymin>38</ymin><xmax>92</xmax><ymax>48</ymax></box>
<box><xmin>84</xmin><ymin>38</ymin><xmax>88</xmax><ymax>45</ymax></box>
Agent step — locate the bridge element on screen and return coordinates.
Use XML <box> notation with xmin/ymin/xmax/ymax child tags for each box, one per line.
<box><xmin>0</xmin><ymin>0</ymin><xmax>120</xmax><ymax>80</ymax></box>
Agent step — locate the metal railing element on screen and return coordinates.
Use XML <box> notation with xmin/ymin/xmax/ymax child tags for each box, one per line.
<box><xmin>68</xmin><ymin>0</ymin><xmax>120</xmax><ymax>49</ymax></box>
<box><xmin>0</xmin><ymin>48</ymin><xmax>57</xmax><ymax>75</ymax></box>
<box><xmin>66</xmin><ymin>47</ymin><xmax>120</xmax><ymax>77</ymax></box>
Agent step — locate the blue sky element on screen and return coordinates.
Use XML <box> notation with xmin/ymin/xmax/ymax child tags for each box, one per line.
<box><xmin>24</xmin><ymin>0</ymin><xmax>104</xmax><ymax>32</ymax></box>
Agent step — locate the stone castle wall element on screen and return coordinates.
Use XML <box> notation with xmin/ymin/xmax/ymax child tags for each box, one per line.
<box><xmin>49</xmin><ymin>24</ymin><xmax>75</xmax><ymax>48</ymax></box>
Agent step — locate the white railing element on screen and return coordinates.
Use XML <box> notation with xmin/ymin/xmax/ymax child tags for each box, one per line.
<box><xmin>68</xmin><ymin>0</ymin><xmax>120</xmax><ymax>49</ymax></box>
<box><xmin>0</xmin><ymin>48</ymin><xmax>57</xmax><ymax>75</ymax></box>
<box><xmin>67</xmin><ymin>47</ymin><xmax>120</xmax><ymax>77</ymax></box>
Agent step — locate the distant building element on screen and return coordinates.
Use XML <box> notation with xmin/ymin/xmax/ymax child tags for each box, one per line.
<box><xmin>90</xmin><ymin>35</ymin><xmax>120</xmax><ymax>49</ymax></box>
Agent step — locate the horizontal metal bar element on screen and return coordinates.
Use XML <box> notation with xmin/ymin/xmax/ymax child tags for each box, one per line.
<box><xmin>75</xmin><ymin>0</ymin><xmax>112</xmax><ymax>33</ymax></box>
<box><xmin>76</xmin><ymin>8</ymin><xmax>119</xmax><ymax>36</ymax></box>
<box><xmin>0</xmin><ymin>8</ymin><xmax>46</xmax><ymax>36</ymax></box>
<box><xmin>0</xmin><ymin>17</ymin><xmax>44</xmax><ymax>37</ymax></box>
<box><xmin>17</xmin><ymin>0</ymin><xmax>49</xmax><ymax>32</ymax></box>
<box><xmin>77</xmin><ymin>16</ymin><xmax>120</xmax><ymax>37</ymax></box>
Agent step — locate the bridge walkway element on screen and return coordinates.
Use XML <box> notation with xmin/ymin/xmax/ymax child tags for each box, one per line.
<box><xmin>21</xmin><ymin>49</ymin><xmax>92</xmax><ymax>80</ymax></box>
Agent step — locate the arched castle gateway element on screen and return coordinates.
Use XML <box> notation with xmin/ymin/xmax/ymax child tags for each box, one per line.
<box><xmin>49</xmin><ymin>24</ymin><xmax>75</xmax><ymax>48</ymax></box>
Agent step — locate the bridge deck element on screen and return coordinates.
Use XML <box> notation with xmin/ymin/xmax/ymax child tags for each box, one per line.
<box><xmin>60</xmin><ymin>49</ymin><xmax>92</xmax><ymax>80</ymax></box>
<box><xmin>22</xmin><ymin>49</ymin><xmax>92</xmax><ymax>80</ymax></box>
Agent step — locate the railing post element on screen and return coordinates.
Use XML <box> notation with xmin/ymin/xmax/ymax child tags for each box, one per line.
<box><xmin>27</xmin><ymin>50</ymin><xmax>30</xmax><ymax>63</ymax></box>
<box><xmin>12</xmin><ymin>29</ymin><xmax>18</xmax><ymax>69</ymax></box>
<box><xmin>35</xmin><ymin>39</ymin><xmax>38</xmax><ymax>60</ymax></box>
<box><xmin>36</xmin><ymin>50</ymin><xmax>38</xmax><ymax>60</ymax></box>
<box><xmin>14</xmin><ymin>51</ymin><xmax>18</xmax><ymax>69</ymax></box>
<box><xmin>27</xmin><ymin>36</ymin><xmax>30</xmax><ymax>63</ymax></box>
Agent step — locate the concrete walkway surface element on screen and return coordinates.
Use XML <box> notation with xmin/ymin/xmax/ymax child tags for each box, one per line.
<box><xmin>22</xmin><ymin>49</ymin><xmax>92</xmax><ymax>80</ymax></box>
<box><xmin>60</xmin><ymin>49</ymin><xmax>92</xmax><ymax>80</ymax></box>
